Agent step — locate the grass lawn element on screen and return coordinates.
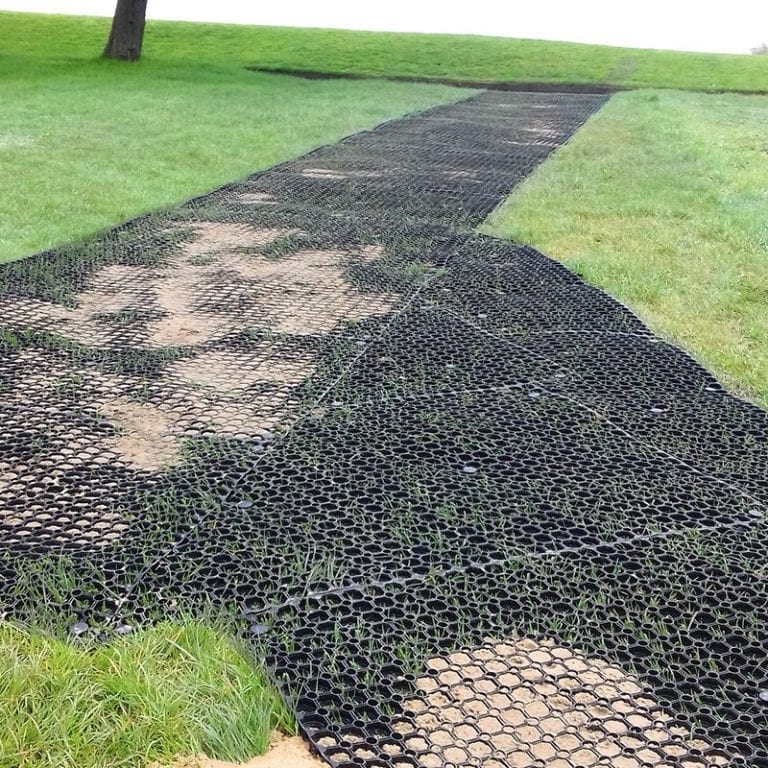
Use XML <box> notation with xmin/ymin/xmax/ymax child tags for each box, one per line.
<box><xmin>242</xmin><ymin>29</ymin><xmax>768</xmax><ymax>93</ymax></box>
<box><xmin>7</xmin><ymin>11</ymin><xmax>768</xmax><ymax>95</ymax></box>
<box><xmin>484</xmin><ymin>89</ymin><xmax>768</xmax><ymax>407</ymax></box>
<box><xmin>0</xmin><ymin>620</ymin><xmax>292</xmax><ymax>768</ymax></box>
<box><xmin>0</xmin><ymin>12</ymin><xmax>463</xmax><ymax>263</ymax></box>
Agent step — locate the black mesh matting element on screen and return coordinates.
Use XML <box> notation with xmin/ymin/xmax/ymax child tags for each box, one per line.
<box><xmin>1</xmin><ymin>90</ymin><xmax>767</xmax><ymax>767</ymax></box>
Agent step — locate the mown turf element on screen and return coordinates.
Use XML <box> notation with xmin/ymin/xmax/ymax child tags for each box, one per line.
<box><xmin>0</xmin><ymin>12</ymin><xmax>463</xmax><ymax>263</ymax></box>
<box><xmin>244</xmin><ymin>30</ymin><xmax>768</xmax><ymax>93</ymax></box>
<box><xmin>7</xmin><ymin>10</ymin><xmax>768</xmax><ymax>86</ymax></box>
<box><xmin>0</xmin><ymin>620</ymin><xmax>293</xmax><ymax>768</ymax></box>
<box><xmin>485</xmin><ymin>89</ymin><xmax>768</xmax><ymax>407</ymax></box>
<box><xmin>6</xmin><ymin>11</ymin><xmax>767</xmax><ymax>93</ymax></box>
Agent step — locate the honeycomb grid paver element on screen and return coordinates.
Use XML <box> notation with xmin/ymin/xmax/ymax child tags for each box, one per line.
<box><xmin>0</xmin><ymin>90</ymin><xmax>767</xmax><ymax>767</ymax></box>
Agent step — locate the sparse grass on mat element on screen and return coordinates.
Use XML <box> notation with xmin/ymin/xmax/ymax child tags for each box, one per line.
<box><xmin>0</xmin><ymin>620</ymin><xmax>293</xmax><ymax>768</ymax></box>
<box><xmin>0</xmin><ymin>13</ymin><xmax>463</xmax><ymax>264</ymax></box>
<box><xmin>484</xmin><ymin>89</ymin><xmax>768</xmax><ymax>407</ymax></box>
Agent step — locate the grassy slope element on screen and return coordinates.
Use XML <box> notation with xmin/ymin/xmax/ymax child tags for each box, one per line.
<box><xmin>0</xmin><ymin>12</ymin><xmax>461</xmax><ymax>263</ymax></box>
<box><xmin>0</xmin><ymin>621</ymin><xmax>293</xmax><ymax>768</ymax></box>
<box><xmin>240</xmin><ymin>27</ymin><xmax>768</xmax><ymax>93</ymax></box>
<box><xmin>485</xmin><ymin>89</ymin><xmax>768</xmax><ymax>406</ymax></box>
<box><xmin>9</xmin><ymin>9</ymin><xmax>766</xmax><ymax>94</ymax></box>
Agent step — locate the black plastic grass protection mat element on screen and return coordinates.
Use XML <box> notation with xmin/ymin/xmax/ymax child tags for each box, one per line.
<box><xmin>1</xmin><ymin>90</ymin><xmax>768</xmax><ymax>767</ymax></box>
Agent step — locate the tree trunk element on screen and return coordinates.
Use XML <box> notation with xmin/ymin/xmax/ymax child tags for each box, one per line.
<box><xmin>103</xmin><ymin>0</ymin><xmax>148</xmax><ymax>61</ymax></box>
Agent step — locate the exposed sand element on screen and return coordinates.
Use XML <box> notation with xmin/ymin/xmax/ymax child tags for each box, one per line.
<box><xmin>1</xmin><ymin>224</ymin><xmax>397</xmax><ymax>475</ymax></box>
<box><xmin>4</xmin><ymin>224</ymin><xmax>394</xmax><ymax>349</ymax></box>
<box><xmin>301</xmin><ymin>168</ymin><xmax>381</xmax><ymax>180</ymax></box>
<box><xmin>0</xmin><ymin>349</ymin><xmax>130</xmax><ymax>543</ymax></box>
<box><xmin>406</xmin><ymin>638</ymin><xmax>728</xmax><ymax>768</ymax></box>
<box><xmin>164</xmin><ymin>733</ymin><xmax>325</xmax><ymax>768</ymax></box>
<box><xmin>317</xmin><ymin>637</ymin><xmax>728</xmax><ymax>768</ymax></box>
<box><xmin>99</xmin><ymin>397</ymin><xmax>182</xmax><ymax>472</ymax></box>
<box><xmin>235</xmin><ymin>192</ymin><xmax>277</xmax><ymax>205</ymax></box>
<box><xmin>0</xmin><ymin>223</ymin><xmax>402</xmax><ymax>542</ymax></box>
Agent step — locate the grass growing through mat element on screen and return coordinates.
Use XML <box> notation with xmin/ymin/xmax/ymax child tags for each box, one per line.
<box><xmin>0</xmin><ymin>12</ymin><xmax>463</xmax><ymax>264</ymax></box>
<box><xmin>0</xmin><ymin>620</ymin><xmax>293</xmax><ymax>768</ymax></box>
<box><xmin>484</xmin><ymin>89</ymin><xmax>768</xmax><ymax>406</ymax></box>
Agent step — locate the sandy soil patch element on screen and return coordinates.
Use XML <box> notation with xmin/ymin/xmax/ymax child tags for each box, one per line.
<box><xmin>3</xmin><ymin>264</ymin><xmax>159</xmax><ymax>346</ymax></box>
<box><xmin>0</xmin><ymin>455</ymin><xmax>128</xmax><ymax>545</ymax></box>
<box><xmin>145</xmin><ymin>223</ymin><xmax>292</xmax><ymax>346</ymax></box>
<box><xmin>180</xmin><ymin>222</ymin><xmax>288</xmax><ymax>261</ymax></box>
<box><xmin>0</xmin><ymin>350</ymin><xmax>129</xmax><ymax>544</ymax></box>
<box><xmin>524</xmin><ymin>120</ymin><xmax>567</xmax><ymax>141</ymax></box>
<box><xmin>87</xmin><ymin>345</ymin><xmax>317</xmax><ymax>472</ymax></box>
<box><xmin>227</xmin><ymin>246</ymin><xmax>394</xmax><ymax>336</ymax></box>
<box><xmin>301</xmin><ymin>168</ymin><xmax>348</xmax><ymax>180</ymax></box>
<box><xmin>1</xmin><ymin>225</ymin><xmax>398</xmax><ymax>475</ymax></box>
<box><xmin>165</xmin><ymin>733</ymin><xmax>325</xmax><ymax>768</ymax></box>
<box><xmin>3</xmin><ymin>224</ymin><xmax>394</xmax><ymax>348</ymax></box>
<box><xmin>236</xmin><ymin>192</ymin><xmax>277</xmax><ymax>205</ymax></box>
<box><xmin>301</xmin><ymin>168</ymin><xmax>381</xmax><ymax>180</ymax></box>
<box><xmin>0</xmin><ymin>222</ymin><xmax>400</xmax><ymax>542</ymax></box>
<box><xmin>401</xmin><ymin>638</ymin><xmax>728</xmax><ymax>768</ymax></box>
<box><xmin>99</xmin><ymin>397</ymin><xmax>181</xmax><ymax>471</ymax></box>
<box><xmin>315</xmin><ymin>637</ymin><xmax>727</xmax><ymax>767</ymax></box>
<box><xmin>3</xmin><ymin>223</ymin><xmax>394</xmax><ymax>349</ymax></box>
<box><xmin>168</xmin><ymin>349</ymin><xmax>315</xmax><ymax>392</ymax></box>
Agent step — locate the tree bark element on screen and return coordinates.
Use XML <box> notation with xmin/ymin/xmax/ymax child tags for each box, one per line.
<box><xmin>103</xmin><ymin>0</ymin><xmax>148</xmax><ymax>62</ymax></box>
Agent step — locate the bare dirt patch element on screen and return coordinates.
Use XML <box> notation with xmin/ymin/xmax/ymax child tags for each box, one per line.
<box><xmin>226</xmin><ymin>246</ymin><xmax>394</xmax><ymax>336</ymax></box>
<box><xmin>2</xmin><ymin>264</ymin><xmax>152</xmax><ymax>346</ymax></box>
<box><xmin>302</xmin><ymin>168</ymin><xmax>349</xmax><ymax>180</ymax></box>
<box><xmin>522</xmin><ymin>120</ymin><xmax>568</xmax><ymax>143</ymax></box>
<box><xmin>0</xmin><ymin>340</ymin><xmax>321</xmax><ymax>540</ymax></box>
<box><xmin>400</xmin><ymin>638</ymin><xmax>728</xmax><ymax>768</ymax></box>
<box><xmin>0</xmin><ymin>350</ymin><xmax>130</xmax><ymax>544</ymax></box>
<box><xmin>164</xmin><ymin>733</ymin><xmax>325</xmax><ymax>768</ymax></box>
<box><xmin>180</xmin><ymin>222</ymin><xmax>288</xmax><ymax>261</ymax></box>
<box><xmin>1</xmin><ymin>225</ymin><xmax>398</xmax><ymax>478</ymax></box>
<box><xmin>169</xmin><ymin>349</ymin><xmax>314</xmax><ymax>392</ymax></box>
<box><xmin>145</xmin><ymin>223</ymin><xmax>293</xmax><ymax>346</ymax></box>
<box><xmin>301</xmin><ymin>168</ymin><xmax>381</xmax><ymax>179</ymax></box>
<box><xmin>236</xmin><ymin>192</ymin><xmax>278</xmax><ymax>205</ymax></box>
<box><xmin>99</xmin><ymin>397</ymin><xmax>181</xmax><ymax>472</ymax></box>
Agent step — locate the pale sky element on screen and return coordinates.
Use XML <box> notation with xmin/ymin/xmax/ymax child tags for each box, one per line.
<box><xmin>1</xmin><ymin>0</ymin><xmax>767</xmax><ymax>54</ymax></box>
